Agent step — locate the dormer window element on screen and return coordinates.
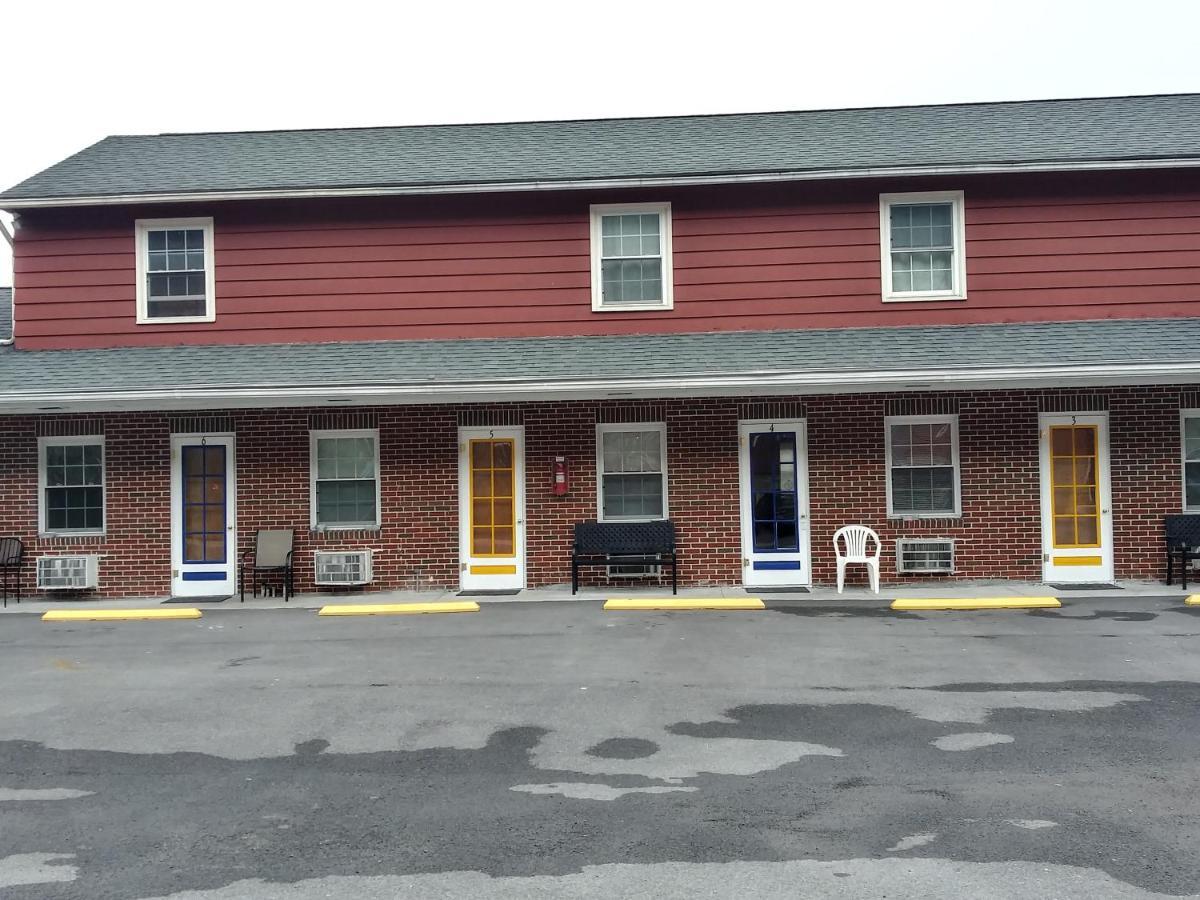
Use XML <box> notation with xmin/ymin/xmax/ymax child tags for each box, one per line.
<box><xmin>135</xmin><ymin>217</ymin><xmax>216</xmax><ymax>323</ymax></box>
<box><xmin>590</xmin><ymin>203</ymin><xmax>674</xmax><ymax>311</ymax></box>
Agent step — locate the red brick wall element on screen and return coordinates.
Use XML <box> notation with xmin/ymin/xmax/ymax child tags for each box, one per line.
<box><xmin>0</xmin><ymin>385</ymin><xmax>1187</xmax><ymax>598</ymax></box>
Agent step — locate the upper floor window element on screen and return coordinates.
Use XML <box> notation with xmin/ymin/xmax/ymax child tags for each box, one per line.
<box><xmin>879</xmin><ymin>191</ymin><xmax>966</xmax><ymax>302</ymax></box>
<box><xmin>38</xmin><ymin>436</ymin><xmax>105</xmax><ymax>535</ymax></box>
<box><xmin>885</xmin><ymin>415</ymin><xmax>961</xmax><ymax>517</ymax></box>
<box><xmin>310</xmin><ymin>429</ymin><xmax>380</xmax><ymax>530</ymax></box>
<box><xmin>135</xmin><ymin>217</ymin><xmax>216</xmax><ymax>323</ymax></box>
<box><xmin>1183</xmin><ymin>412</ymin><xmax>1200</xmax><ymax>511</ymax></box>
<box><xmin>590</xmin><ymin>203</ymin><xmax>673</xmax><ymax>311</ymax></box>
<box><xmin>596</xmin><ymin>423</ymin><xmax>668</xmax><ymax>520</ymax></box>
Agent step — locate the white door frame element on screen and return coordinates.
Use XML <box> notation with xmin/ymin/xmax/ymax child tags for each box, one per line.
<box><xmin>170</xmin><ymin>432</ymin><xmax>237</xmax><ymax>597</ymax></box>
<box><xmin>1038</xmin><ymin>413</ymin><xmax>1114</xmax><ymax>583</ymax></box>
<box><xmin>738</xmin><ymin>419</ymin><xmax>812</xmax><ymax>587</ymax></box>
<box><xmin>458</xmin><ymin>426</ymin><xmax>525</xmax><ymax>591</ymax></box>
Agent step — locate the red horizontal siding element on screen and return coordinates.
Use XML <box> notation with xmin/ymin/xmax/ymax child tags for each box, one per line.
<box><xmin>13</xmin><ymin>170</ymin><xmax>1200</xmax><ymax>350</ymax></box>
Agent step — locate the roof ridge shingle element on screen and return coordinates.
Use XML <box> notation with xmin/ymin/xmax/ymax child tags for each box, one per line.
<box><xmin>5</xmin><ymin>93</ymin><xmax>1200</xmax><ymax>205</ymax></box>
<box><xmin>137</xmin><ymin>91</ymin><xmax>1200</xmax><ymax>140</ymax></box>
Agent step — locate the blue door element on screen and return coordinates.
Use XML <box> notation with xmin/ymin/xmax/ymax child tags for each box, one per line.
<box><xmin>172</xmin><ymin>435</ymin><xmax>236</xmax><ymax>596</ymax></box>
<box><xmin>739</xmin><ymin>421</ymin><xmax>810</xmax><ymax>587</ymax></box>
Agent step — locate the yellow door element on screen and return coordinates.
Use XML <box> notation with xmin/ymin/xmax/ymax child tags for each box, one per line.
<box><xmin>460</xmin><ymin>428</ymin><xmax>524</xmax><ymax>590</ymax></box>
<box><xmin>1040</xmin><ymin>415</ymin><xmax>1113</xmax><ymax>583</ymax></box>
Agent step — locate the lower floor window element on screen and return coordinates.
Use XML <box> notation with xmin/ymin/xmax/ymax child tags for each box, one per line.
<box><xmin>40</xmin><ymin>437</ymin><xmax>105</xmax><ymax>534</ymax></box>
<box><xmin>311</xmin><ymin>430</ymin><xmax>380</xmax><ymax>528</ymax></box>
<box><xmin>886</xmin><ymin>416</ymin><xmax>960</xmax><ymax>517</ymax></box>
<box><xmin>597</xmin><ymin>424</ymin><xmax>667</xmax><ymax>520</ymax></box>
<box><xmin>1184</xmin><ymin>414</ymin><xmax>1200</xmax><ymax>510</ymax></box>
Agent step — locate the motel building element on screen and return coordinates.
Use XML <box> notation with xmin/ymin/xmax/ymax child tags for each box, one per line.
<box><xmin>1</xmin><ymin>94</ymin><xmax>1200</xmax><ymax>599</ymax></box>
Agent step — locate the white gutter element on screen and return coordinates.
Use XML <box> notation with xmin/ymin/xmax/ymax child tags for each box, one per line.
<box><xmin>3</xmin><ymin>157</ymin><xmax>1200</xmax><ymax>210</ymax></box>
<box><xmin>4</xmin><ymin>360</ymin><xmax>1200</xmax><ymax>414</ymax></box>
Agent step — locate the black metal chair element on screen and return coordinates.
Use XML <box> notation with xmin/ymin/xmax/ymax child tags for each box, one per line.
<box><xmin>240</xmin><ymin>530</ymin><xmax>295</xmax><ymax>602</ymax></box>
<box><xmin>571</xmin><ymin>520</ymin><xmax>679</xmax><ymax>595</ymax></box>
<box><xmin>0</xmin><ymin>538</ymin><xmax>23</xmax><ymax>608</ymax></box>
<box><xmin>1164</xmin><ymin>514</ymin><xmax>1200</xmax><ymax>590</ymax></box>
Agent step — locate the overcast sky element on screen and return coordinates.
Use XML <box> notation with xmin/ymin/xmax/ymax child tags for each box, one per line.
<box><xmin>3</xmin><ymin>0</ymin><xmax>1200</xmax><ymax>286</ymax></box>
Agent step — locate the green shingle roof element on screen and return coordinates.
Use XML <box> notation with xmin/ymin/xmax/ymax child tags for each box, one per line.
<box><xmin>4</xmin><ymin>94</ymin><xmax>1200</xmax><ymax>204</ymax></box>
<box><xmin>1</xmin><ymin>318</ymin><xmax>1197</xmax><ymax>404</ymax></box>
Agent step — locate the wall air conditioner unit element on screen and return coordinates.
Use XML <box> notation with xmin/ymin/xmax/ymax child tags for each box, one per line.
<box><xmin>36</xmin><ymin>555</ymin><xmax>100</xmax><ymax>590</ymax></box>
<box><xmin>896</xmin><ymin>539</ymin><xmax>955</xmax><ymax>575</ymax></box>
<box><xmin>314</xmin><ymin>550</ymin><xmax>373</xmax><ymax>587</ymax></box>
<box><xmin>606</xmin><ymin>556</ymin><xmax>662</xmax><ymax>579</ymax></box>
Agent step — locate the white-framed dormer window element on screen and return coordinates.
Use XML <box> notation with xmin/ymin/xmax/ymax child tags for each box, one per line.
<box><xmin>596</xmin><ymin>422</ymin><xmax>668</xmax><ymax>521</ymax></box>
<box><xmin>590</xmin><ymin>203</ymin><xmax>673</xmax><ymax>311</ymax></box>
<box><xmin>885</xmin><ymin>415</ymin><xmax>961</xmax><ymax>518</ymax></box>
<box><xmin>309</xmin><ymin>429</ymin><xmax>381</xmax><ymax>530</ymax></box>
<box><xmin>135</xmin><ymin>217</ymin><xmax>216</xmax><ymax>323</ymax></box>
<box><xmin>1182</xmin><ymin>410</ymin><xmax>1200</xmax><ymax>511</ymax></box>
<box><xmin>879</xmin><ymin>191</ymin><xmax>966</xmax><ymax>302</ymax></box>
<box><xmin>38</xmin><ymin>435</ymin><xmax>105</xmax><ymax>536</ymax></box>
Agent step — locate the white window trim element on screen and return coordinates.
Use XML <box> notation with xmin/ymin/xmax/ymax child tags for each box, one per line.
<box><xmin>135</xmin><ymin>217</ymin><xmax>217</xmax><ymax>324</ymax></box>
<box><xmin>595</xmin><ymin>422</ymin><xmax>669</xmax><ymax>522</ymax></box>
<box><xmin>37</xmin><ymin>435</ymin><xmax>106</xmax><ymax>537</ymax></box>
<box><xmin>1181</xmin><ymin>409</ymin><xmax>1200</xmax><ymax>512</ymax></box>
<box><xmin>884</xmin><ymin>414</ymin><xmax>962</xmax><ymax>519</ymax></box>
<box><xmin>589</xmin><ymin>202</ymin><xmax>674</xmax><ymax>312</ymax></box>
<box><xmin>879</xmin><ymin>190</ymin><xmax>967</xmax><ymax>302</ymax></box>
<box><xmin>309</xmin><ymin>428</ymin><xmax>381</xmax><ymax>530</ymax></box>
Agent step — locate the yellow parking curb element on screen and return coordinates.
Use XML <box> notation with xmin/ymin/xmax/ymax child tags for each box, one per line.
<box><xmin>318</xmin><ymin>601</ymin><xmax>480</xmax><ymax>616</ymax></box>
<box><xmin>42</xmin><ymin>608</ymin><xmax>202</xmax><ymax>621</ymax></box>
<box><xmin>604</xmin><ymin>597</ymin><xmax>765</xmax><ymax>611</ymax></box>
<box><xmin>892</xmin><ymin>597</ymin><xmax>1060</xmax><ymax>611</ymax></box>
<box><xmin>1185</xmin><ymin>595</ymin><xmax>1200</xmax><ymax>606</ymax></box>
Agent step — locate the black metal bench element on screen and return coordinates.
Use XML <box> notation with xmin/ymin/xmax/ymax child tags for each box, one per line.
<box><xmin>1164</xmin><ymin>514</ymin><xmax>1200</xmax><ymax>589</ymax></box>
<box><xmin>571</xmin><ymin>520</ymin><xmax>679</xmax><ymax>595</ymax></box>
<box><xmin>0</xmin><ymin>537</ymin><xmax>23</xmax><ymax>608</ymax></box>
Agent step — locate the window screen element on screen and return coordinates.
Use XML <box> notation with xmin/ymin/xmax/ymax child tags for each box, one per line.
<box><xmin>314</xmin><ymin>435</ymin><xmax>378</xmax><ymax>527</ymax></box>
<box><xmin>44</xmin><ymin>442</ymin><xmax>104</xmax><ymax>532</ymax></box>
<box><xmin>144</xmin><ymin>227</ymin><xmax>209</xmax><ymax>318</ymax></box>
<box><xmin>889</xmin><ymin>420</ymin><xmax>958</xmax><ymax>516</ymax></box>
<box><xmin>1186</xmin><ymin>416</ymin><xmax>1200</xmax><ymax>510</ymax></box>
<box><xmin>598</xmin><ymin>212</ymin><xmax>664</xmax><ymax>305</ymax></box>
<box><xmin>600</xmin><ymin>429</ymin><xmax>665</xmax><ymax>519</ymax></box>
<box><xmin>888</xmin><ymin>201</ymin><xmax>956</xmax><ymax>293</ymax></box>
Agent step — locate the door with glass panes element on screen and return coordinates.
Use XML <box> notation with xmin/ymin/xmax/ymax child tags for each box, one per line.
<box><xmin>738</xmin><ymin>420</ymin><xmax>811</xmax><ymax>587</ymax></box>
<box><xmin>458</xmin><ymin>427</ymin><xmax>525</xmax><ymax>591</ymax></box>
<box><xmin>1039</xmin><ymin>414</ymin><xmax>1114</xmax><ymax>583</ymax></box>
<box><xmin>170</xmin><ymin>434</ymin><xmax>237</xmax><ymax>597</ymax></box>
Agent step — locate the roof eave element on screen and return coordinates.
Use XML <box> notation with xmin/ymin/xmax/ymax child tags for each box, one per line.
<box><xmin>4</xmin><ymin>156</ymin><xmax>1200</xmax><ymax>210</ymax></box>
<box><xmin>4</xmin><ymin>359</ymin><xmax>1199</xmax><ymax>414</ymax></box>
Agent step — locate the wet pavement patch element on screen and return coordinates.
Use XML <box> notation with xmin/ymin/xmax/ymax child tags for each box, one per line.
<box><xmin>765</xmin><ymin>604</ymin><xmax>923</xmax><ymax>620</ymax></box>
<box><xmin>1027</xmin><ymin>609</ymin><xmax>1158</xmax><ymax>622</ymax></box>
<box><xmin>586</xmin><ymin>737</ymin><xmax>660</xmax><ymax>759</ymax></box>
<box><xmin>221</xmin><ymin>656</ymin><xmax>260</xmax><ymax>668</ymax></box>
<box><xmin>2</xmin><ymin>684</ymin><xmax>1199</xmax><ymax>899</ymax></box>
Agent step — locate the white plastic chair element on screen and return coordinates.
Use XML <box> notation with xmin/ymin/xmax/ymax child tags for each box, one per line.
<box><xmin>834</xmin><ymin>525</ymin><xmax>881</xmax><ymax>594</ymax></box>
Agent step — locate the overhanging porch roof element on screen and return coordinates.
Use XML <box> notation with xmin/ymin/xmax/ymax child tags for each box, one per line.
<box><xmin>2</xmin><ymin>317</ymin><xmax>1199</xmax><ymax>414</ymax></box>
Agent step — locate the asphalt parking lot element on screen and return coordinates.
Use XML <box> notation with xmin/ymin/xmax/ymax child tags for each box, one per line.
<box><xmin>2</xmin><ymin>596</ymin><xmax>1199</xmax><ymax>899</ymax></box>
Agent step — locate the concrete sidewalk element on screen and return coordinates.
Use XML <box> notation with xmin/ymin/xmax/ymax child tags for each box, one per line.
<box><xmin>2</xmin><ymin>577</ymin><xmax>1188</xmax><ymax>613</ymax></box>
